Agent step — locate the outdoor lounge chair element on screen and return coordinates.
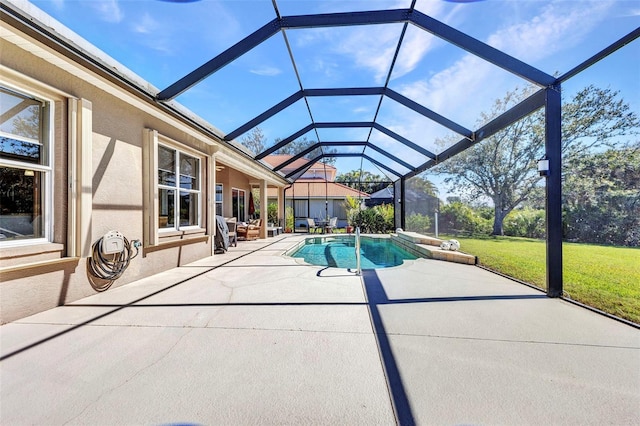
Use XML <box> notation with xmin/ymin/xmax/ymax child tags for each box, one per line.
<box><xmin>306</xmin><ymin>218</ymin><xmax>320</xmax><ymax>234</ymax></box>
<box><xmin>237</xmin><ymin>219</ymin><xmax>262</xmax><ymax>240</ymax></box>
<box><xmin>325</xmin><ymin>217</ymin><xmax>338</xmax><ymax>234</ymax></box>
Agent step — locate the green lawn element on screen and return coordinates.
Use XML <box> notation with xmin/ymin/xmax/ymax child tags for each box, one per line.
<box><xmin>445</xmin><ymin>236</ymin><xmax>640</xmax><ymax>324</ymax></box>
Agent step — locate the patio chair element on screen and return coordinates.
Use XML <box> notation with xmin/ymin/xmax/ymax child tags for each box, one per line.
<box><xmin>225</xmin><ymin>217</ymin><xmax>237</xmax><ymax>247</ymax></box>
<box><xmin>325</xmin><ymin>217</ymin><xmax>338</xmax><ymax>234</ymax></box>
<box><xmin>237</xmin><ymin>218</ymin><xmax>262</xmax><ymax>240</ymax></box>
<box><xmin>306</xmin><ymin>218</ymin><xmax>320</xmax><ymax>234</ymax></box>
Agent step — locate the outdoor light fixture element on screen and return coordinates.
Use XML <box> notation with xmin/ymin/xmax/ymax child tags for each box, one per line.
<box><xmin>538</xmin><ymin>158</ymin><xmax>550</xmax><ymax>177</ymax></box>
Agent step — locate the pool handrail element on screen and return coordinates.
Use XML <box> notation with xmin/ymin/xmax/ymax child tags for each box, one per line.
<box><xmin>355</xmin><ymin>227</ymin><xmax>361</xmax><ymax>276</ymax></box>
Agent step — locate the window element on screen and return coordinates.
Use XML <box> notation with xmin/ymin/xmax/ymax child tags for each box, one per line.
<box><xmin>232</xmin><ymin>188</ymin><xmax>245</xmax><ymax>222</ymax></box>
<box><xmin>215</xmin><ymin>184</ymin><xmax>223</xmax><ymax>216</ymax></box>
<box><xmin>145</xmin><ymin>130</ymin><xmax>209</xmax><ymax>246</ymax></box>
<box><xmin>294</xmin><ymin>199</ymin><xmax>308</xmax><ymax>218</ymax></box>
<box><xmin>332</xmin><ymin>200</ymin><xmax>346</xmax><ymax>220</ymax></box>
<box><xmin>158</xmin><ymin>144</ymin><xmax>201</xmax><ymax>230</ymax></box>
<box><xmin>0</xmin><ymin>87</ymin><xmax>51</xmax><ymax>244</ymax></box>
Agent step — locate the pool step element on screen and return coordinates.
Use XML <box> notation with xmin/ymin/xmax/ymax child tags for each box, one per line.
<box><xmin>392</xmin><ymin>232</ymin><xmax>477</xmax><ymax>265</ymax></box>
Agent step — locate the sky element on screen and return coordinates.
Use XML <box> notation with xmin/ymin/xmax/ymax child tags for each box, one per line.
<box><xmin>28</xmin><ymin>0</ymin><xmax>640</xmax><ymax>186</ymax></box>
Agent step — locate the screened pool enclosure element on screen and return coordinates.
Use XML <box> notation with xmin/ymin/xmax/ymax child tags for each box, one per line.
<box><xmin>19</xmin><ymin>0</ymin><xmax>639</xmax><ymax>298</ymax></box>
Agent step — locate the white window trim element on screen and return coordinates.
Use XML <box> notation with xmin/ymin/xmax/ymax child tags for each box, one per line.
<box><xmin>0</xmin><ymin>83</ymin><xmax>54</xmax><ymax>248</ymax></box>
<box><xmin>157</xmin><ymin>143</ymin><xmax>202</xmax><ymax>233</ymax></box>
<box><xmin>144</xmin><ymin>129</ymin><xmax>207</xmax><ymax>246</ymax></box>
<box><xmin>215</xmin><ymin>183</ymin><xmax>224</xmax><ymax>217</ymax></box>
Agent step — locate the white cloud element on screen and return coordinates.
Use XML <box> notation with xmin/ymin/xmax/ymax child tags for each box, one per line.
<box><xmin>289</xmin><ymin>1</ymin><xmax>449</xmax><ymax>85</ymax></box>
<box><xmin>334</xmin><ymin>1</ymin><xmax>450</xmax><ymax>84</ymax></box>
<box><xmin>390</xmin><ymin>0</ymin><xmax>618</xmax><ymax>137</ymax></box>
<box><xmin>90</xmin><ymin>0</ymin><xmax>123</xmax><ymax>24</ymax></box>
<box><xmin>132</xmin><ymin>13</ymin><xmax>157</xmax><ymax>35</ymax></box>
<box><xmin>333</xmin><ymin>24</ymin><xmax>401</xmax><ymax>84</ymax></box>
<box><xmin>310</xmin><ymin>57</ymin><xmax>340</xmax><ymax>79</ymax></box>
<box><xmin>250</xmin><ymin>66</ymin><xmax>283</xmax><ymax>76</ymax></box>
<box><xmin>487</xmin><ymin>0</ymin><xmax>615</xmax><ymax>62</ymax></box>
<box><xmin>392</xmin><ymin>26</ymin><xmax>438</xmax><ymax>81</ymax></box>
<box><xmin>130</xmin><ymin>13</ymin><xmax>174</xmax><ymax>54</ymax></box>
<box><xmin>50</xmin><ymin>0</ymin><xmax>65</xmax><ymax>10</ymax></box>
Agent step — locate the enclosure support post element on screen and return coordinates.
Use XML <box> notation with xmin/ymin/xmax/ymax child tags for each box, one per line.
<box><xmin>545</xmin><ymin>85</ymin><xmax>563</xmax><ymax>297</ymax></box>
<box><xmin>400</xmin><ymin>177</ymin><xmax>406</xmax><ymax>230</ymax></box>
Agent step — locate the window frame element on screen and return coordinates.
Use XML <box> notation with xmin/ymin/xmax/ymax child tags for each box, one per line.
<box><xmin>232</xmin><ymin>187</ymin><xmax>246</xmax><ymax>222</ymax></box>
<box><xmin>0</xmin><ymin>85</ymin><xmax>53</xmax><ymax>248</ymax></box>
<box><xmin>145</xmin><ymin>129</ymin><xmax>207</xmax><ymax>246</ymax></box>
<box><xmin>215</xmin><ymin>183</ymin><xmax>223</xmax><ymax>217</ymax></box>
<box><xmin>157</xmin><ymin>143</ymin><xmax>202</xmax><ymax>233</ymax></box>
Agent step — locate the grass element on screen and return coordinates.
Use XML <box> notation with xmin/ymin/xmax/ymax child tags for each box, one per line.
<box><xmin>443</xmin><ymin>235</ymin><xmax>640</xmax><ymax>325</ymax></box>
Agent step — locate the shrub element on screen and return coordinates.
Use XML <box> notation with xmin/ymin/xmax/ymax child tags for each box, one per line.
<box><xmin>373</xmin><ymin>204</ymin><xmax>395</xmax><ymax>232</ymax></box>
<box><xmin>406</xmin><ymin>213</ymin><xmax>431</xmax><ymax>234</ymax></box>
<box><xmin>503</xmin><ymin>208</ymin><xmax>545</xmax><ymax>238</ymax></box>
<box><xmin>267</xmin><ymin>202</ymin><xmax>278</xmax><ymax>225</ymax></box>
<box><xmin>439</xmin><ymin>202</ymin><xmax>491</xmax><ymax>236</ymax></box>
<box><xmin>353</xmin><ymin>206</ymin><xmax>395</xmax><ymax>233</ymax></box>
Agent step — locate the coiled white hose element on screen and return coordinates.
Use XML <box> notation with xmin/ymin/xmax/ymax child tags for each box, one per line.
<box><xmin>87</xmin><ymin>235</ymin><xmax>139</xmax><ymax>290</ymax></box>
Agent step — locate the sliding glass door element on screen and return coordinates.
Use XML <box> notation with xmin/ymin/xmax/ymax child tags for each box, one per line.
<box><xmin>232</xmin><ymin>188</ymin><xmax>245</xmax><ymax>222</ymax></box>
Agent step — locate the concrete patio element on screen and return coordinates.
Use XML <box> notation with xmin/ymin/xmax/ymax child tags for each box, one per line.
<box><xmin>1</xmin><ymin>234</ymin><xmax>638</xmax><ymax>425</ymax></box>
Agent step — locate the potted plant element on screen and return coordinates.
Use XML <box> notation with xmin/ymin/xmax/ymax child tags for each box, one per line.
<box><xmin>343</xmin><ymin>195</ymin><xmax>359</xmax><ymax>234</ymax></box>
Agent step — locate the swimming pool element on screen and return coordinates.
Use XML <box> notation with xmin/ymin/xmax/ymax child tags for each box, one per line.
<box><xmin>289</xmin><ymin>235</ymin><xmax>417</xmax><ymax>269</ymax></box>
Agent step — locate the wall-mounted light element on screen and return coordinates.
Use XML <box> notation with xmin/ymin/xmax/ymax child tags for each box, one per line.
<box><xmin>538</xmin><ymin>158</ymin><xmax>550</xmax><ymax>177</ymax></box>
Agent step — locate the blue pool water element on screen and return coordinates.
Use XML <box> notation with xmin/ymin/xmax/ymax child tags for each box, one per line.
<box><xmin>290</xmin><ymin>236</ymin><xmax>417</xmax><ymax>269</ymax></box>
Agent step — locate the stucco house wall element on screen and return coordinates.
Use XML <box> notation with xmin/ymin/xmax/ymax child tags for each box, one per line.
<box><xmin>0</xmin><ymin>1</ymin><xmax>287</xmax><ymax>323</ymax></box>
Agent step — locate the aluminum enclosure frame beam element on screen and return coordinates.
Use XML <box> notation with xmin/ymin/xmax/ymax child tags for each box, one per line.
<box><xmin>284</xmin><ymin>153</ymin><xmax>402</xmax><ymax>180</ymax></box>
<box><xmin>157</xmin><ymin>18</ymin><xmax>281</xmax><ymax>100</ymax></box>
<box><xmin>157</xmin><ymin>8</ymin><xmax>554</xmax><ymax>101</ymax></box>
<box><xmin>272</xmin><ymin>142</ymin><xmax>367</xmax><ymax>171</ymax></box>
<box><xmin>365</xmin><ymin>143</ymin><xmax>415</xmax><ymax>171</ymax></box>
<box><xmin>403</xmin><ymin>88</ymin><xmax>547</xmax><ymax>180</ymax></box>
<box><xmin>256</xmin><ymin>124</ymin><xmax>315</xmax><ymax>159</ymax></box>
<box><xmin>283</xmin><ymin>154</ymin><xmax>324</xmax><ymax>179</ymax></box>
<box><xmin>558</xmin><ymin>27</ymin><xmax>640</xmax><ymax>83</ymax></box>
<box><xmin>226</xmin><ymin>87</ymin><xmax>473</xmax><ymax>143</ymax></box>
<box><xmin>372</xmin><ymin>123</ymin><xmax>436</xmax><ymax>160</ymax></box>
<box><xmin>256</xmin><ymin>121</ymin><xmax>436</xmax><ymax>163</ymax></box>
<box><xmin>408</xmin><ymin>10</ymin><xmax>555</xmax><ymax>87</ymax></box>
<box><xmin>272</xmin><ymin>141</ymin><xmax>415</xmax><ymax>173</ymax></box>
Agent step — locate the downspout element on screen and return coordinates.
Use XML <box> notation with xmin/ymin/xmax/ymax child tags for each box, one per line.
<box><xmin>283</xmin><ymin>184</ymin><xmax>292</xmax><ymax>231</ymax></box>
